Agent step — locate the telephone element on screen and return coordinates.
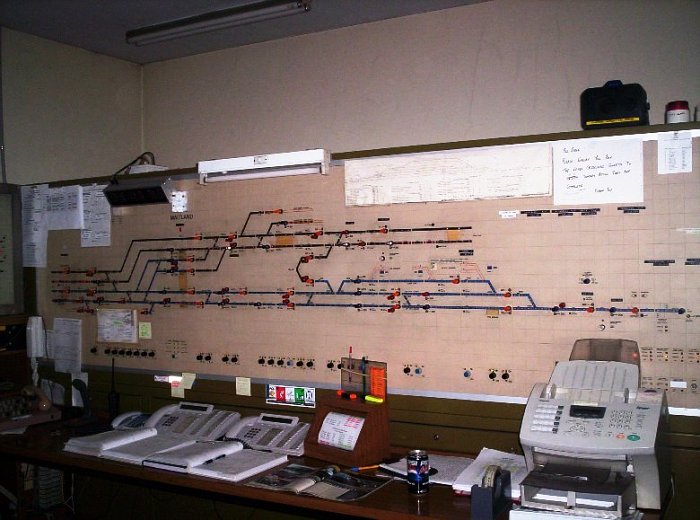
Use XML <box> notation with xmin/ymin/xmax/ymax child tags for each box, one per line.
<box><xmin>225</xmin><ymin>412</ymin><xmax>310</xmax><ymax>456</ymax></box>
<box><xmin>141</xmin><ymin>402</ymin><xmax>240</xmax><ymax>440</ymax></box>
<box><xmin>93</xmin><ymin>402</ymin><xmax>241</xmax><ymax>464</ymax></box>
<box><xmin>112</xmin><ymin>411</ymin><xmax>151</xmax><ymax>430</ymax></box>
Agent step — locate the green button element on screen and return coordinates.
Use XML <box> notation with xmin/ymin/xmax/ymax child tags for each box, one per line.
<box><xmin>627</xmin><ymin>434</ymin><xmax>640</xmax><ymax>441</ymax></box>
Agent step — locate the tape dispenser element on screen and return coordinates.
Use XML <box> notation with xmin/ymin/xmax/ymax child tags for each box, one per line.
<box><xmin>470</xmin><ymin>464</ymin><xmax>512</xmax><ymax>520</ymax></box>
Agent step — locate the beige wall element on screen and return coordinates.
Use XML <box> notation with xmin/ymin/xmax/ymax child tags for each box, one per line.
<box><xmin>2</xmin><ymin>0</ymin><xmax>699</xmax><ymax>182</ymax></box>
<box><xmin>1</xmin><ymin>29</ymin><xmax>141</xmax><ymax>185</ymax></box>
<box><xmin>143</xmin><ymin>0</ymin><xmax>700</xmax><ymax>169</ymax></box>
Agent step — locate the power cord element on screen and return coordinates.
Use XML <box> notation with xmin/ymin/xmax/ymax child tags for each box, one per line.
<box><xmin>109</xmin><ymin>152</ymin><xmax>156</xmax><ymax>185</ymax></box>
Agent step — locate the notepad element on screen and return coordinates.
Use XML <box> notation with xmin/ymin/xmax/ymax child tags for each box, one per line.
<box><xmin>64</xmin><ymin>428</ymin><xmax>157</xmax><ymax>457</ymax></box>
<box><xmin>143</xmin><ymin>440</ymin><xmax>244</xmax><ymax>473</ymax></box>
<box><xmin>190</xmin><ymin>449</ymin><xmax>288</xmax><ymax>482</ymax></box>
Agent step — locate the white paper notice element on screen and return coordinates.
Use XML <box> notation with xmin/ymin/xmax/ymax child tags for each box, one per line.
<box><xmin>50</xmin><ymin>318</ymin><xmax>82</xmax><ymax>374</ymax></box>
<box><xmin>317</xmin><ymin>412</ymin><xmax>365</xmax><ymax>451</ymax></box>
<box><xmin>48</xmin><ymin>185</ymin><xmax>84</xmax><ymax>230</ymax></box>
<box><xmin>657</xmin><ymin>131</ymin><xmax>692</xmax><ymax>174</ymax></box>
<box><xmin>81</xmin><ymin>184</ymin><xmax>112</xmax><ymax>247</ymax></box>
<box><xmin>553</xmin><ymin>138</ymin><xmax>643</xmax><ymax>205</ymax></box>
<box><xmin>21</xmin><ymin>184</ymin><xmax>49</xmax><ymax>267</ymax></box>
<box><xmin>345</xmin><ymin>143</ymin><xmax>551</xmax><ymax>206</ymax></box>
<box><xmin>97</xmin><ymin>309</ymin><xmax>138</xmax><ymax>343</ymax></box>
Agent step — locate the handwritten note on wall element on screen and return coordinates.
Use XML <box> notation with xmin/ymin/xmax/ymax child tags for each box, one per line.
<box><xmin>552</xmin><ymin>138</ymin><xmax>643</xmax><ymax>205</ymax></box>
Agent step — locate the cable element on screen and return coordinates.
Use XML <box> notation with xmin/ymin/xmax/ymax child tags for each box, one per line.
<box><xmin>109</xmin><ymin>152</ymin><xmax>156</xmax><ymax>185</ymax></box>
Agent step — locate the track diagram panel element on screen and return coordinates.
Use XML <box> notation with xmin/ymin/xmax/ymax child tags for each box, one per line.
<box><xmin>41</xmin><ymin>138</ymin><xmax>700</xmax><ymax>410</ymax></box>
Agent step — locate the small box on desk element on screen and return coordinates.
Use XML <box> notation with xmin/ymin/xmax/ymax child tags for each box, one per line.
<box><xmin>304</xmin><ymin>395</ymin><xmax>390</xmax><ymax>467</ymax></box>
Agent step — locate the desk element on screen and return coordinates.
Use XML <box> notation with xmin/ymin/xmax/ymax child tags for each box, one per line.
<box><xmin>0</xmin><ymin>423</ymin><xmax>661</xmax><ymax>520</ymax></box>
<box><xmin>0</xmin><ymin>422</ymin><xmax>472</xmax><ymax>520</ymax></box>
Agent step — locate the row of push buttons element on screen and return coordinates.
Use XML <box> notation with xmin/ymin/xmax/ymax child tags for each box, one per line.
<box><xmin>530</xmin><ymin>403</ymin><xmax>563</xmax><ymax>433</ymax></box>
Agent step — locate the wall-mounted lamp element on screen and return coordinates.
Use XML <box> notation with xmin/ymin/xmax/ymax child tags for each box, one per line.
<box><xmin>198</xmin><ymin>149</ymin><xmax>328</xmax><ymax>183</ymax></box>
<box><xmin>103</xmin><ymin>177</ymin><xmax>174</xmax><ymax>207</ymax></box>
<box><xmin>126</xmin><ymin>0</ymin><xmax>312</xmax><ymax>46</ymax></box>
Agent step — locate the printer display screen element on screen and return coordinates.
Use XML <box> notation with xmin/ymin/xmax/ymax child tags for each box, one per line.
<box><xmin>569</xmin><ymin>405</ymin><xmax>606</xmax><ymax>419</ymax></box>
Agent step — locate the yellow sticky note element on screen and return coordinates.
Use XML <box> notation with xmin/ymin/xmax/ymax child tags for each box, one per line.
<box><xmin>138</xmin><ymin>322</ymin><xmax>152</xmax><ymax>339</ymax></box>
<box><xmin>236</xmin><ymin>377</ymin><xmax>251</xmax><ymax>396</ymax></box>
<box><xmin>181</xmin><ymin>372</ymin><xmax>196</xmax><ymax>390</ymax></box>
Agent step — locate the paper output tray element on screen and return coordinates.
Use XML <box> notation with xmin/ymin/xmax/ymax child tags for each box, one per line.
<box><xmin>520</xmin><ymin>467</ymin><xmax>636</xmax><ymax>518</ymax></box>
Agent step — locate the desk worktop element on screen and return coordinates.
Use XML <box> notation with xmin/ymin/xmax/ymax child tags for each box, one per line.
<box><xmin>0</xmin><ymin>422</ymin><xmax>472</xmax><ymax>520</ymax></box>
<box><xmin>0</xmin><ymin>422</ymin><xmax>662</xmax><ymax>520</ymax></box>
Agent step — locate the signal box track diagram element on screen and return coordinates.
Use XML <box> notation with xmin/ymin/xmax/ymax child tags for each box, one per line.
<box><xmin>41</xmin><ymin>138</ymin><xmax>700</xmax><ymax>410</ymax></box>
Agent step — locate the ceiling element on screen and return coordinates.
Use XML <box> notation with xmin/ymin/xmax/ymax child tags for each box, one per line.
<box><xmin>0</xmin><ymin>0</ymin><xmax>483</xmax><ymax>64</ymax></box>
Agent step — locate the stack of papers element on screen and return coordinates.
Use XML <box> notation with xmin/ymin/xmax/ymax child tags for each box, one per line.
<box><xmin>452</xmin><ymin>447</ymin><xmax>528</xmax><ymax>499</ymax></box>
<box><xmin>379</xmin><ymin>454</ymin><xmax>474</xmax><ymax>486</ymax></box>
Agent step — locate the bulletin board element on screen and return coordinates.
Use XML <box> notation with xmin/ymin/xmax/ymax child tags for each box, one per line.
<box><xmin>39</xmin><ymin>129</ymin><xmax>700</xmax><ymax>412</ymax></box>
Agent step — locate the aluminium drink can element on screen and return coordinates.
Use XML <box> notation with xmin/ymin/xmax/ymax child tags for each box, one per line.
<box><xmin>406</xmin><ymin>449</ymin><xmax>429</xmax><ymax>494</ymax></box>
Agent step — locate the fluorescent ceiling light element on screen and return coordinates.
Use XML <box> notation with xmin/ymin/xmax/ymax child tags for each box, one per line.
<box><xmin>199</xmin><ymin>149</ymin><xmax>328</xmax><ymax>183</ymax></box>
<box><xmin>126</xmin><ymin>0</ymin><xmax>312</xmax><ymax>46</ymax></box>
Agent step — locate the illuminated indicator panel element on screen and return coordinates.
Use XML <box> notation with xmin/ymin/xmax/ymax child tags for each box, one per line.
<box><xmin>40</xmin><ymin>137</ymin><xmax>700</xmax><ymax>409</ymax></box>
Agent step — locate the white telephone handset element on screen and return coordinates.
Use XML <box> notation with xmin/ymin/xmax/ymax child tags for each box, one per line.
<box><xmin>112</xmin><ymin>411</ymin><xmax>151</xmax><ymax>430</ymax></box>
<box><xmin>225</xmin><ymin>412</ymin><xmax>310</xmax><ymax>456</ymax></box>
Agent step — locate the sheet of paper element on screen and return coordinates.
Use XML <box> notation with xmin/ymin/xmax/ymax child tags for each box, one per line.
<box><xmin>81</xmin><ymin>184</ymin><xmax>112</xmax><ymax>247</ymax></box>
<box><xmin>169</xmin><ymin>375</ymin><xmax>185</xmax><ymax>398</ymax></box>
<box><xmin>317</xmin><ymin>411</ymin><xmax>365</xmax><ymax>451</ymax></box>
<box><xmin>380</xmin><ymin>454</ymin><xmax>474</xmax><ymax>485</ymax></box>
<box><xmin>20</xmin><ymin>184</ymin><xmax>49</xmax><ymax>267</ymax></box>
<box><xmin>345</xmin><ymin>142</ymin><xmax>552</xmax><ymax>206</ymax></box>
<box><xmin>48</xmin><ymin>185</ymin><xmax>84</xmax><ymax>230</ymax></box>
<box><xmin>658</xmin><ymin>131</ymin><xmax>693</xmax><ymax>174</ymax></box>
<box><xmin>41</xmin><ymin>379</ymin><xmax>65</xmax><ymax>406</ymax></box>
<box><xmin>452</xmin><ymin>447</ymin><xmax>528</xmax><ymax>499</ymax></box>
<box><xmin>553</xmin><ymin>138</ymin><xmax>643</xmax><ymax>205</ymax></box>
<box><xmin>97</xmin><ymin>309</ymin><xmax>138</xmax><ymax>343</ymax></box>
<box><xmin>236</xmin><ymin>376</ymin><xmax>252</xmax><ymax>396</ymax></box>
<box><xmin>50</xmin><ymin>318</ymin><xmax>82</xmax><ymax>374</ymax></box>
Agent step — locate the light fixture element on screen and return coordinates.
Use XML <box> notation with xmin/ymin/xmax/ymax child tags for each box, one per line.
<box><xmin>103</xmin><ymin>177</ymin><xmax>174</xmax><ymax>207</ymax></box>
<box><xmin>126</xmin><ymin>0</ymin><xmax>312</xmax><ymax>46</ymax></box>
<box><xmin>198</xmin><ymin>149</ymin><xmax>328</xmax><ymax>183</ymax></box>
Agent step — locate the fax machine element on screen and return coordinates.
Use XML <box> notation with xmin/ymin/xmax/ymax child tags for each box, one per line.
<box><xmin>519</xmin><ymin>339</ymin><xmax>670</xmax><ymax>517</ymax></box>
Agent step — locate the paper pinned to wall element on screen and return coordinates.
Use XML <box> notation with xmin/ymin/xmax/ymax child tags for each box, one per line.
<box><xmin>657</xmin><ymin>131</ymin><xmax>693</xmax><ymax>174</ymax></box>
<box><xmin>21</xmin><ymin>184</ymin><xmax>49</xmax><ymax>268</ymax></box>
<box><xmin>97</xmin><ymin>309</ymin><xmax>138</xmax><ymax>343</ymax></box>
<box><xmin>81</xmin><ymin>184</ymin><xmax>112</xmax><ymax>247</ymax></box>
<box><xmin>344</xmin><ymin>142</ymin><xmax>552</xmax><ymax>206</ymax></box>
<box><xmin>49</xmin><ymin>318</ymin><xmax>82</xmax><ymax>374</ymax></box>
<box><xmin>552</xmin><ymin>138</ymin><xmax>643</xmax><ymax>205</ymax></box>
<box><xmin>48</xmin><ymin>185</ymin><xmax>84</xmax><ymax>230</ymax></box>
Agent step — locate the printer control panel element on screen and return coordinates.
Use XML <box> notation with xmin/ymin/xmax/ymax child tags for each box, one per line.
<box><xmin>521</xmin><ymin>386</ymin><xmax>663</xmax><ymax>454</ymax></box>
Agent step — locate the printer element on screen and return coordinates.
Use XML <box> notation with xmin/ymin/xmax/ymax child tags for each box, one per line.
<box><xmin>519</xmin><ymin>339</ymin><xmax>670</xmax><ymax>517</ymax></box>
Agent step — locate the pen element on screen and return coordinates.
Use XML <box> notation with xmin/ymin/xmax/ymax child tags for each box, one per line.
<box><xmin>360</xmin><ymin>356</ymin><xmax>366</xmax><ymax>395</ymax></box>
<box><xmin>348</xmin><ymin>345</ymin><xmax>353</xmax><ymax>382</ymax></box>
<box><xmin>350</xmin><ymin>464</ymin><xmax>380</xmax><ymax>472</ymax></box>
